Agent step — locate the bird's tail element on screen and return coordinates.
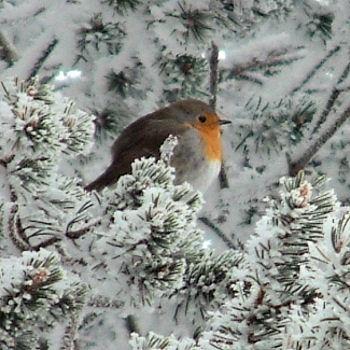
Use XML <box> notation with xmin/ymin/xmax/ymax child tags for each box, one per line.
<box><xmin>84</xmin><ymin>165</ymin><xmax>118</xmax><ymax>192</ymax></box>
<box><xmin>84</xmin><ymin>177</ymin><xmax>104</xmax><ymax>192</ymax></box>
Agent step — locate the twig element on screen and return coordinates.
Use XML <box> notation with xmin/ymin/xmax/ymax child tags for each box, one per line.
<box><xmin>15</xmin><ymin>214</ymin><xmax>30</xmax><ymax>245</ymax></box>
<box><xmin>234</xmin><ymin>72</ymin><xmax>264</xmax><ymax>85</ymax></box>
<box><xmin>0</xmin><ymin>31</ymin><xmax>19</xmax><ymax>65</ymax></box>
<box><xmin>66</xmin><ymin>218</ymin><xmax>102</xmax><ymax>239</ymax></box>
<box><xmin>7</xmin><ymin>204</ymin><xmax>31</xmax><ymax>251</ymax></box>
<box><xmin>32</xmin><ymin>236</ymin><xmax>61</xmax><ymax>250</ymax></box>
<box><xmin>87</xmin><ymin>295</ymin><xmax>124</xmax><ymax>309</ymax></box>
<box><xmin>60</xmin><ymin>314</ymin><xmax>80</xmax><ymax>350</ymax></box>
<box><xmin>56</xmin><ymin>245</ymin><xmax>88</xmax><ymax>267</ymax></box>
<box><xmin>209</xmin><ymin>42</ymin><xmax>230</xmax><ymax>188</ymax></box>
<box><xmin>231</xmin><ymin>54</ymin><xmax>303</xmax><ymax>78</ymax></box>
<box><xmin>199</xmin><ymin>216</ymin><xmax>236</xmax><ymax>249</ymax></box>
<box><xmin>0</xmin><ymin>154</ymin><xmax>15</xmax><ymax>168</ymax></box>
<box><xmin>218</xmin><ymin>163</ymin><xmax>230</xmax><ymax>189</ymax></box>
<box><xmin>235</xmin><ymin>131</ymin><xmax>253</xmax><ymax>151</ymax></box>
<box><xmin>227</xmin><ymin>45</ymin><xmax>304</xmax><ymax>80</ymax></box>
<box><xmin>209</xmin><ymin>42</ymin><xmax>219</xmax><ymax>110</ymax></box>
<box><xmin>312</xmin><ymin>59</ymin><xmax>350</xmax><ymax>134</ymax></box>
<box><xmin>289</xmin><ymin>102</ymin><xmax>350</xmax><ymax>176</ymax></box>
<box><xmin>28</xmin><ymin>37</ymin><xmax>58</xmax><ymax>79</ymax></box>
<box><xmin>291</xmin><ymin>45</ymin><xmax>340</xmax><ymax>95</ymax></box>
<box><xmin>32</xmin><ymin>218</ymin><xmax>102</xmax><ymax>251</ymax></box>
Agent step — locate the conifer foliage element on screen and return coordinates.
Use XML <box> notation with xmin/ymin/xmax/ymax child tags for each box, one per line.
<box><xmin>1</xmin><ymin>78</ymin><xmax>350</xmax><ymax>349</ymax></box>
<box><xmin>0</xmin><ymin>78</ymin><xmax>93</xmax><ymax>348</ymax></box>
<box><xmin>0</xmin><ymin>250</ymin><xmax>87</xmax><ymax>350</ymax></box>
<box><xmin>1</xmin><ymin>0</ymin><xmax>350</xmax><ymax>349</ymax></box>
<box><xmin>133</xmin><ymin>173</ymin><xmax>350</xmax><ymax>350</ymax></box>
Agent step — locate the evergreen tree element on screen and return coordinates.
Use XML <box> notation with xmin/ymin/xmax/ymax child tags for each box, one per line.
<box><xmin>0</xmin><ymin>0</ymin><xmax>350</xmax><ymax>349</ymax></box>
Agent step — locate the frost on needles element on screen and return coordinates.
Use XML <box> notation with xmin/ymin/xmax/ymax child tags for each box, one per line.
<box><xmin>0</xmin><ymin>250</ymin><xmax>87</xmax><ymax>350</ymax></box>
<box><xmin>197</xmin><ymin>172</ymin><xmax>350</xmax><ymax>350</ymax></box>
<box><xmin>0</xmin><ymin>79</ymin><xmax>242</xmax><ymax>349</ymax></box>
<box><xmin>1</xmin><ymin>79</ymin><xmax>350</xmax><ymax>349</ymax></box>
<box><xmin>131</xmin><ymin>172</ymin><xmax>350</xmax><ymax>349</ymax></box>
<box><xmin>0</xmin><ymin>78</ymin><xmax>93</xmax><ymax>349</ymax></box>
<box><xmin>0</xmin><ymin>77</ymin><xmax>96</xmax><ymax>251</ymax></box>
<box><xmin>90</xmin><ymin>135</ymin><xmax>242</xmax><ymax>310</ymax></box>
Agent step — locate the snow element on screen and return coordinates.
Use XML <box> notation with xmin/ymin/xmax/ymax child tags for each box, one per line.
<box><xmin>1</xmin><ymin>0</ymin><xmax>350</xmax><ymax>348</ymax></box>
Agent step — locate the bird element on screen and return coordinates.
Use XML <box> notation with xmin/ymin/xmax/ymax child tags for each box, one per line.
<box><xmin>85</xmin><ymin>99</ymin><xmax>231</xmax><ymax>193</ymax></box>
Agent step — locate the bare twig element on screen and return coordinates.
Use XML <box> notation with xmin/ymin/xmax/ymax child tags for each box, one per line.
<box><xmin>199</xmin><ymin>216</ymin><xmax>236</xmax><ymax>249</ymax></box>
<box><xmin>289</xmin><ymin>102</ymin><xmax>350</xmax><ymax>176</ymax></box>
<box><xmin>312</xmin><ymin>59</ymin><xmax>350</xmax><ymax>134</ymax></box>
<box><xmin>0</xmin><ymin>31</ymin><xmax>19</xmax><ymax>65</ymax></box>
<box><xmin>209</xmin><ymin>42</ymin><xmax>219</xmax><ymax>110</ymax></box>
<box><xmin>291</xmin><ymin>45</ymin><xmax>340</xmax><ymax>95</ymax></box>
<box><xmin>209</xmin><ymin>42</ymin><xmax>230</xmax><ymax>189</ymax></box>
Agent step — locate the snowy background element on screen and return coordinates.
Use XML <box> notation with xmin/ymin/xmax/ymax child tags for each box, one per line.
<box><xmin>1</xmin><ymin>0</ymin><xmax>350</xmax><ymax>349</ymax></box>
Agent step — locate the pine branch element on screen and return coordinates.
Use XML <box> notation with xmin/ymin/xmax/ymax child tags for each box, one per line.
<box><xmin>226</xmin><ymin>45</ymin><xmax>304</xmax><ymax>84</ymax></box>
<box><xmin>15</xmin><ymin>213</ymin><xmax>30</xmax><ymax>246</ymax></box>
<box><xmin>7</xmin><ymin>204</ymin><xmax>31</xmax><ymax>251</ymax></box>
<box><xmin>28</xmin><ymin>37</ymin><xmax>58</xmax><ymax>79</ymax></box>
<box><xmin>312</xmin><ymin>59</ymin><xmax>350</xmax><ymax>134</ymax></box>
<box><xmin>231</xmin><ymin>46</ymin><xmax>305</xmax><ymax>78</ymax></box>
<box><xmin>103</xmin><ymin>0</ymin><xmax>140</xmax><ymax>14</ymax></box>
<box><xmin>32</xmin><ymin>236</ymin><xmax>61</xmax><ymax>250</ymax></box>
<box><xmin>0</xmin><ymin>250</ymin><xmax>87</xmax><ymax>348</ymax></box>
<box><xmin>32</xmin><ymin>218</ymin><xmax>102</xmax><ymax>250</ymax></box>
<box><xmin>289</xmin><ymin>102</ymin><xmax>350</xmax><ymax>176</ymax></box>
<box><xmin>291</xmin><ymin>45</ymin><xmax>340</xmax><ymax>94</ymax></box>
<box><xmin>198</xmin><ymin>216</ymin><xmax>236</xmax><ymax>249</ymax></box>
<box><xmin>87</xmin><ymin>295</ymin><xmax>124</xmax><ymax>309</ymax></box>
<box><xmin>0</xmin><ymin>30</ymin><xmax>19</xmax><ymax>65</ymax></box>
<box><xmin>65</xmin><ymin>218</ymin><xmax>102</xmax><ymax>239</ymax></box>
<box><xmin>60</xmin><ymin>314</ymin><xmax>80</xmax><ymax>350</ymax></box>
<box><xmin>55</xmin><ymin>245</ymin><xmax>88</xmax><ymax>267</ymax></box>
<box><xmin>234</xmin><ymin>72</ymin><xmax>264</xmax><ymax>85</ymax></box>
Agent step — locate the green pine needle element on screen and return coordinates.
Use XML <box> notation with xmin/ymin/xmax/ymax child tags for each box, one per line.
<box><xmin>103</xmin><ymin>0</ymin><xmax>140</xmax><ymax>14</ymax></box>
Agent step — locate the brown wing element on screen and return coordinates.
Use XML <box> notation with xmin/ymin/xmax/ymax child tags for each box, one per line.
<box><xmin>85</xmin><ymin>112</ymin><xmax>187</xmax><ymax>192</ymax></box>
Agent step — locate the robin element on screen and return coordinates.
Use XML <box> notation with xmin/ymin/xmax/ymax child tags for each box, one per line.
<box><xmin>85</xmin><ymin>99</ymin><xmax>231</xmax><ymax>193</ymax></box>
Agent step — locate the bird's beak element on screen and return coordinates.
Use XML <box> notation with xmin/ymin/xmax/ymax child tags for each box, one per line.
<box><xmin>219</xmin><ymin>119</ymin><xmax>232</xmax><ymax>125</ymax></box>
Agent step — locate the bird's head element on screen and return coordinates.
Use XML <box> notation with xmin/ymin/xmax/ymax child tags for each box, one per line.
<box><xmin>169</xmin><ymin>99</ymin><xmax>231</xmax><ymax>132</ymax></box>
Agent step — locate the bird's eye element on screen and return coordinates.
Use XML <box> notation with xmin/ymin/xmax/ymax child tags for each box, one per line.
<box><xmin>198</xmin><ymin>115</ymin><xmax>207</xmax><ymax>123</ymax></box>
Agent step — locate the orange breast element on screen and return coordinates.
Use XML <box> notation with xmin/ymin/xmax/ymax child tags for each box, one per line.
<box><xmin>197</xmin><ymin>125</ymin><xmax>222</xmax><ymax>161</ymax></box>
